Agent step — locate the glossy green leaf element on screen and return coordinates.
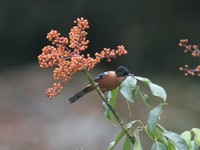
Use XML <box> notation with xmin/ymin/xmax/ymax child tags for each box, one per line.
<box><xmin>145</xmin><ymin>127</ymin><xmax>168</xmax><ymax>147</ymax></box>
<box><xmin>120</xmin><ymin>76</ymin><xmax>137</xmax><ymax>103</ymax></box>
<box><xmin>123</xmin><ymin>136</ymin><xmax>132</xmax><ymax>150</ymax></box>
<box><xmin>133</xmin><ymin>128</ymin><xmax>143</xmax><ymax>150</ymax></box>
<box><xmin>180</xmin><ymin>131</ymin><xmax>191</xmax><ymax>146</ymax></box>
<box><xmin>157</xmin><ymin>124</ymin><xmax>167</xmax><ymax>132</ymax></box>
<box><xmin>148</xmin><ymin>103</ymin><xmax>165</xmax><ymax>132</ymax></box>
<box><xmin>190</xmin><ymin>141</ymin><xmax>198</xmax><ymax>150</ymax></box>
<box><xmin>137</xmin><ymin>87</ymin><xmax>151</xmax><ymax>107</ymax></box>
<box><xmin>191</xmin><ymin>128</ymin><xmax>200</xmax><ymax>146</ymax></box>
<box><xmin>167</xmin><ymin>141</ymin><xmax>176</xmax><ymax>150</ymax></box>
<box><xmin>108</xmin><ymin>130</ymin><xmax>125</xmax><ymax>150</ymax></box>
<box><xmin>145</xmin><ymin>127</ymin><xmax>158</xmax><ymax>141</ymax></box>
<box><xmin>102</xmin><ymin>88</ymin><xmax>119</xmax><ymax>125</ymax></box>
<box><xmin>151</xmin><ymin>141</ymin><xmax>166</xmax><ymax>150</ymax></box>
<box><xmin>163</xmin><ymin>131</ymin><xmax>189</xmax><ymax>150</ymax></box>
<box><xmin>135</xmin><ymin>76</ymin><xmax>167</xmax><ymax>102</ymax></box>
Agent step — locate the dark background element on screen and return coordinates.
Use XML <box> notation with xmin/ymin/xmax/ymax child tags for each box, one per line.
<box><xmin>1</xmin><ymin>0</ymin><xmax>200</xmax><ymax>72</ymax></box>
<box><xmin>0</xmin><ymin>0</ymin><xmax>200</xmax><ymax>149</ymax></box>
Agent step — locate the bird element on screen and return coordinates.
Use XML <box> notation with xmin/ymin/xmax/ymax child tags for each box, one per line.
<box><xmin>67</xmin><ymin>66</ymin><xmax>131</xmax><ymax>103</ymax></box>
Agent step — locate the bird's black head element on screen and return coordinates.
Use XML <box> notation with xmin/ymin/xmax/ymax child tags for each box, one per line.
<box><xmin>115</xmin><ymin>66</ymin><xmax>130</xmax><ymax>77</ymax></box>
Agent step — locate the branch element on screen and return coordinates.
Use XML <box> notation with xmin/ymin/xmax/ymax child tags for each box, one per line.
<box><xmin>82</xmin><ymin>68</ymin><xmax>135</xmax><ymax>144</ymax></box>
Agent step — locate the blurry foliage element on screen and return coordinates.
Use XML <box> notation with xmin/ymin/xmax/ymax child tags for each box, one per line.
<box><xmin>102</xmin><ymin>75</ymin><xmax>200</xmax><ymax>149</ymax></box>
<box><xmin>1</xmin><ymin>0</ymin><xmax>200</xmax><ymax>72</ymax></box>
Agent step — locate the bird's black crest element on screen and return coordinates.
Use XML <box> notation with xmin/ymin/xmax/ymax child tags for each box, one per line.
<box><xmin>115</xmin><ymin>66</ymin><xmax>130</xmax><ymax>77</ymax></box>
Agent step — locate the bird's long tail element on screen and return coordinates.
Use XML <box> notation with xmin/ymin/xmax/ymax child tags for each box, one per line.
<box><xmin>67</xmin><ymin>85</ymin><xmax>92</xmax><ymax>103</ymax></box>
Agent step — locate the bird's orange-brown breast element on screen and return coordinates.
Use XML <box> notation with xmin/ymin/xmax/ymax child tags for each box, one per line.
<box><xmin>96</xmin><ymin>71</ymin><xmax>126</xmax><ymax>92</ymax></box>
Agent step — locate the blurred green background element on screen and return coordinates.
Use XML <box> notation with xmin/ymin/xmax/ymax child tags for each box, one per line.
<box><xmin>0</xmin><ymin>0</ymin><xmax>200</xmax><ymax>150</ymax></box>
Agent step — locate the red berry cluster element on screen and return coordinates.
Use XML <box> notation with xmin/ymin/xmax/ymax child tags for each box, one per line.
<box><xmin>38</xmin><ymin>17</ymin><xmax>128</xmax><ymax>99</ymax></box>
<box><xmin>179</xmin><ymin>39</ymin><xmax>200</xmax><ymax>77</ymax></box>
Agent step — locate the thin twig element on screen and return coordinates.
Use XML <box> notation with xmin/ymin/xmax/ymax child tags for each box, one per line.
<box><xmin>82</xmin><ymin>68</ymin><xmax>135</xmax><ymax>144</ymax></box>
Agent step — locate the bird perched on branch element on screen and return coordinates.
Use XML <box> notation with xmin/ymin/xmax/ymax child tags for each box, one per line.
<box><xmin>68</xmin><ymin>66</ymin><xmax>131</xmax><ymax>103</ymax></box>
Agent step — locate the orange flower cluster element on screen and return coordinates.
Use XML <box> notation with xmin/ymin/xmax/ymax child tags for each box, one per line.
<box><xmin>179</xmin><ymin>39</ymin><xmax>200</xmax><ymax>77</ymax></box>
<box><xmin>38</xmin><ymin>17</ymin><xmax>128</xmax><ymax>99</ymax></box>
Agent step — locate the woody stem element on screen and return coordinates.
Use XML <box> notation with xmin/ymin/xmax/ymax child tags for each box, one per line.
<box><xmin>82</xmin><ymin>68</ymin><xmax>135</xmax><ymax>144</ymax></box>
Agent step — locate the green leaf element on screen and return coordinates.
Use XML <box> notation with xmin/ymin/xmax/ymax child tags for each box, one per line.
<box><xmin>151</xmin><ymin>141</ymin><xmax>166</xmax><ymax>150</ymax></box>
<box><xmin>145</xmin><ymin>127</ymin><xmax>158</xmax><ymax>141</ymax></box>
<box><xmin>191</xmin><ymin>128</ymin><xmax>200</xmax><ymax>146</ymax></box>
<box><xmin>102</xmin><ymin>88</ymin><xmax>119</xmax><ymax>125</ymax></box>
<box><xmin>157</xmin><ymin>124</ymin><xmax>167</xmax><ymax>132</ymax></box>
<box><xmin>145</xmin><ymin>127</ymin><xmax>168</xmax><ymax>147</ymax></box>
<box><xmin>148</xmin><ymin>103</ymin><xmax>165</xmax><ymax>132</ymax></box>
<box><xmin>135</xmin><ymin>76</ymin><xmax>167</xmax><ymax>102</ymax></box>
<box><xmin>167</xmin><ymin>141</ymin><xmax>176</xmax><ymax>150</ymax></box>
<box><xmin>120</xmin><ymin>76</ymin><xmax>137</xmax><ymax>103</ymax></box>
<box><xmin>190</xmin><ymin>141</ymin><xmax>198</xmax><ymax>150</ymax></box>
<box><xmin>137</xmin><ymin>87</ymin><xmax>151</xmax><ymax>107</ymax></box>
<box><xmin>108</xmin><ymin>130</ymin><xmax>125</xmax><ymax>150</ymax></box>
<box><xmin>180</xmin><ymin>131</ymin><xmax>191</xmax><ymax>146</ymax></box>
<box><xmin>163</xmin><ymin>131</ymin><xmax>189</xmax><ymax>150</ymax></box>
<box><xmin>123</xmin><ymin>136</ymin><xmax>132</xmax><ymax>150</ymax></box>
<box><xmin>133</xmin><ymin>128</ymin><xmax>143</xmax><ymax>150</ymax></box>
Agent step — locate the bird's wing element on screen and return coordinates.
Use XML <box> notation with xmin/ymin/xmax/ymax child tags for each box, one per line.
<box><xmin>93</xmin><ymin>71</ymin><xmax>109</xmax><ymax>82</ymax></box>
